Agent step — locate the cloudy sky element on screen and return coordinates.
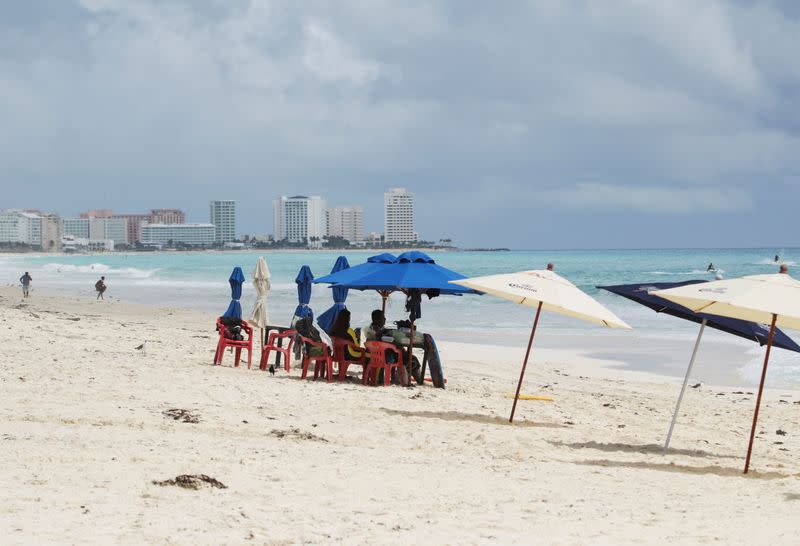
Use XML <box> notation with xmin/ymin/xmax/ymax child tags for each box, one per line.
<box><xmin>1</xmin><ymin>0</ymin><xmax>798</xmax><ymax>248</ymax></box>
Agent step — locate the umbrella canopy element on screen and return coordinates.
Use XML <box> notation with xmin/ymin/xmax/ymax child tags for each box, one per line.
<box><xmin>652</xmin><ymin>274</ymin><xmax>800</xmax><ymax>329</ymax></box>
<box><xmin>314</xmin><ymin>253</ymin><xmax>397</xmax><ymax>286</ymax></box>
<box><xmin>654</xmin><ymin>273</ymin><xmax>800</xmax><ymax>473</ymax></box>
<box><xmin>293</xmin><ymin>265</ymin><xmax>314</xmax><ymax>321</ymax></box>
<box><xmin>317</xmin><ymin>256</ymin><xmax>350</xmax><ymax>333</ymax></box>
<box><xmin>223</xmin><ymin>266</ymin><xmax>245</xmax><ymax>319</ymax></box>
<box><xmin>452</xmin><ymin>269</ymin><xmax>630</xmax><ymax>328</ymax></box>
<box><xmin>451</xmin><ymin>269</ymin><xmax>630</xmax><ymax>422</ymax></box>
<box><xmin>327</xmin><ymin>251</ymin><xmax>474</xmax><ymax>296</ymax></box>
<box><xmin>249</xmin><ymin>257</ymin><xmax>271</xmax><ymax>329</ymax></box>
<box><xmin>598</xmin><ymin>281</ymin><xmax>800</xmax><ymax>351</ymax></box>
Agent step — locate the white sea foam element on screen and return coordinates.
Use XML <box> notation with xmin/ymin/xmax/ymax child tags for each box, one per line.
<box><xmin>738</xmin><ymin>343</ymin><xmax>800</xmax><ymax>385</ymax></box>
<box><xmin>645</xmin><ymin>269</ymin><xmax>722</xmax><ymax>276</ymax></box>
<box><xmin>40</xmin><ymin>262</ymin><xmax>158</xmax><ymax>279</ymax></box>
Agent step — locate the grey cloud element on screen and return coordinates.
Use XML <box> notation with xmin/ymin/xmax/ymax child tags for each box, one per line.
<box><xmin>0</xmin><ymin>0</ymin><xmax>798</xmax><ymax>248</ymax></box>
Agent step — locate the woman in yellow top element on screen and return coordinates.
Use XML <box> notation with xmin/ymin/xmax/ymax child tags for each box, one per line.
<box><xmin>329</xmin><ymin>309</ymin><xmax>366</xmax><ymax>359</ymax></box>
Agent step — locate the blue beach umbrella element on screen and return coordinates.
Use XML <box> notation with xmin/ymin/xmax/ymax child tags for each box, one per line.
<box><xmin>316</xmin><ymin>256</ymin><xmax>350</xmax><ymax>333</ymax></box>
<box><xmin>598</xmin><ymin>280</ymin><xmax>800</xmax><ymax>450</ymax></box>
<box><xmin>223</xmin><ymin>266</ymin><xmax>245</xmax><ymax>319</ymax></box>
<box><xmin>293</xmin><ymin>265</ymin><xmax>315</xmax><ymax>321</ymax></box>
<box><xmin>315</xmin><ymin>253</ymin><xmax>397</xmax><ymax>285</ymax></box>
<box><xmin>314</xmin><ymin>253</ymin><xmax>399</xmax><ymax>311</ymax></box>
<box><xmin>327</xmin><ymin>251</ymin><xmax>474</xmax><ymax>297</ymax></box>
<box><xmin>317</xmin><ymin>251</ymin><xmax>476</xmax><ymax>384</ymax></box>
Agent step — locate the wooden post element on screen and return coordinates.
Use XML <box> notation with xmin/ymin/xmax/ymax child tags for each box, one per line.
<box><xmin>744</xmin><ymin>313</ymin><xmax>777</xmax><ymax>474</ymax></box>
<box><xmin>510</xmin><ymin>301</ymin><xmax>544</xmax><ymax>423</ymax></box>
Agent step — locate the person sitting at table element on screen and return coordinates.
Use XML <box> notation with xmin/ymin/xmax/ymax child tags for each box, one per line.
<box><xmin>363</xmin><ymin>309</ymin><xmax>388</xmax><ymax>342</ymax></box>
<box><xmin>329</xmin><ymin>309</ymin><xmax>366</xmax><ymax>359</ymax></box>
<box><xmin>294</xmin><ymin>316</ymin><xmax>326</xmax><ymax>357</ymax></box>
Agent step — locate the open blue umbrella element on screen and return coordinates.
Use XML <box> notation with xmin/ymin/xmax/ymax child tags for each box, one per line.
<box><xmin>598</xmin><ymin>280</ymin><xmax>800</xmax><ymax>449</ymax></box>
<box><xmin>293</xmin><ymin>265</ymin><xmax>314</xmax><ymax>321</ymax></box>
<box><xmin>315</xmin><ymin>253</ymin><xmax>398</xmax><ymax>311</ymax></box>
<box><xmin>317</xmin><ymin>251</ymin><xmax>476</xmax><ymax>384</ymax></box>
<box><xmin>223</xmin><ymin>266</ymin><xmax>245</xmax><ymax>319</ymax></box>
<box><xmin>325</xmin><ymin>251</ymin><xmax>474</xmax><ymax>296</ymax></box>
<box><xmin>316</xmin><ymin>256</ymin><xmax>350</xmax><ymax>333</ymax></box>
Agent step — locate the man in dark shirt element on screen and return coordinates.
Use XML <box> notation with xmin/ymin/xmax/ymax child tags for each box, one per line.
<box><xmin>19</xmin><ymin>272</ymin><xmax>32</xmax><ymax>298</ymax></box>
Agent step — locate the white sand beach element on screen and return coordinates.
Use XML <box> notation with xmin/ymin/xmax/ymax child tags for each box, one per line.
<box><xmin>2</xmin><ymin>287</ymin><xmax>800</xmax><ymax>544</ymax></box>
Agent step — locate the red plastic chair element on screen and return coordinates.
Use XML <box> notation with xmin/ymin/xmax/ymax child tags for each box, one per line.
<box><xmin>259</xmin><ymin>329</ymin><xmax>296</xmax><ymax>372</ymax></box>
<box><xmin>299</xmin><ymin>336</ymin><xmax>334</xmax><ymax>382</ymax></box>
<box><xmin>331</xmin><ymin>336</ymin><xmax>367</xmax><ymax>381</ymax></box>
<box><xmin>214</xmin><ymin>318</ymin><xmax>253</xmax><ymax>368</ymax></box>
<box><xmin>363</xmin><ymin>341</ymin><xmax>405</xmax><ymax>386</ymax></box>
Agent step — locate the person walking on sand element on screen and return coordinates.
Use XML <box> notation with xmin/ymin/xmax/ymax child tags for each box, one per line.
<box><xmin>95</xmin><ymin>276</ymin><xmax>107</xmax><ymax>300</ymax></box>
<box><xmin>19</xmin><ymin>272</ymin><xmax>32</xmax><ymax>298</ymax></box>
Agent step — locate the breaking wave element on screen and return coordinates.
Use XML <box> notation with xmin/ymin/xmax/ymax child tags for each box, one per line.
<box><xmin>41</xmin><ymin>262</ymin><xmax>158</xmax><ymax>279</ymax></box>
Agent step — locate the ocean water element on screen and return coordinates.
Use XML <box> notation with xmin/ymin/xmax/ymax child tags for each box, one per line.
<box><xmin>2</xmin><ymin>248</ymin><xmax>799</xmax><ymax>384</ymax></box>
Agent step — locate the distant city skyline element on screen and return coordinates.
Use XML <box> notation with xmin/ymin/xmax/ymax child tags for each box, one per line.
<box><xmin>1</xmin><ymin>2</ymin><xmax>798</xmax><ymax>249</ymax></box>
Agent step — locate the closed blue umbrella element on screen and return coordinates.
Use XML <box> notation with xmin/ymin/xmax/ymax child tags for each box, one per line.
<box><xmin>223</xmin><ymin>266</ymin><xmax>245</xmax><ymax>319</ymax></box>
<box><xmin>598</xmin><ymin>280</ymin><xmax>800</xmax><ymax>450</ymax></box>
<box><xmin>293</xmin><ymin>265</ymin><xmax>314</xmax><ymax>321</ymax></box>
<box><xmin>317</xmin><ymin>256</ymin><xmax>350</xmax><ymax>333</ymax></box>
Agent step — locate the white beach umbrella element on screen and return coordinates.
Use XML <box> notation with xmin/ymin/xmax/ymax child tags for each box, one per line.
<box><xmin>250</xmin><ymin>257</ymin><xmax>271</xmax><ymax>340</ymax></box>
<box><xmin>653</xmin><ymin>273</ymin><xmax>800</xmax><ymax>473</ymax></box>
<box><xmin>451</xmin><ymin>269</ymin><xmax>631</xmax><ymax>422</ymax></box>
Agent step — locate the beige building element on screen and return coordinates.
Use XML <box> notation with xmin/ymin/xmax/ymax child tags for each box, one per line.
<box><xmin>326</xmin><ymin>206</ymin><xmax>364</xmax><ymax>244</ymax></box>
<box><xmin>384</xmin><ymin>187</ymin><xmax>418</xmax><ymax>243</ymax></box>
<box><xmin>150</xmin><ymin>208</ymin><xmax>186</xmax><ymax>224</ymax></box>
<box><xmin>40</xmin><ymin>214</ymin><xmax>62</xmax><ymax>252</ymax></box>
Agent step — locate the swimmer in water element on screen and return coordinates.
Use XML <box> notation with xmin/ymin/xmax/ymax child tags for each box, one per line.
<box><xmin>775</xmin><ymin>254</ymin><xmax>780</xmax><ymax>263</ymax></box>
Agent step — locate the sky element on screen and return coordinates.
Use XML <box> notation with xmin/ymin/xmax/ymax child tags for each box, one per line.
<box><xmin>1</xmin><ymin>0</ymin><xmax>799</xmax><ymax>249</ymax></box>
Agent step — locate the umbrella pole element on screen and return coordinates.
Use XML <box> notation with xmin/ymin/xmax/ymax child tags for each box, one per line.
<box><xmin>381</xmin><ymin>291</ymin><xmax>388</xmax><ymax>313</ymax></box>
<box><xmin>744</xmin><ymin>313</ymin><xmax>777</xmax><ymax>474</ymax></box>
<box><xmin>510</xmin><ymin>301</ymin><xmax>543</xmax><ymax>423</ymax></box>
<box><xmin>664</xmin><ymin>318</ymin><xmax>706</xmax><ymax>451</ymax></box>
<box><xmin>405</xmin><ymin>321</ymin><xmax>415</xmax><ymax>387</ymax></box>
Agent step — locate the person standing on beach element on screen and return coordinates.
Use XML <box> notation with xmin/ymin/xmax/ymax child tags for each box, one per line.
<box><xmin>95</xmin><ymin>276</ymin><xmax>107</xmax><ymax>300</ymax></box>
<box><xmin>780</xmin><ymin>264</ymin><xmax>789</xmax><ymax>274</ymax></box>
<box><xmin>19</xmin><ymin>272</ymin><xmax>32</xmax><ymax>298</ymax></box>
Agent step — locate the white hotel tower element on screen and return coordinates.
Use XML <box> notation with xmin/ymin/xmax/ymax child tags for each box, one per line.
<box><xmin>273</xmin><ymin>196</ymin><xmax>327</xmax><ymax>246</ymax></box>
<box><xmin>210</xmin><ymin>200</ymin><xmax>236</xmax><ymax>243</ymax></box>
<box><xmin>384</xmin><ymin>187</ymin><xmax>417</xmax><ymax>243</ymax></box>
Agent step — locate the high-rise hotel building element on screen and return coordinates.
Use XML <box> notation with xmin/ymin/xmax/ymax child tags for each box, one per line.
<box><xmin>384</xmin><ymin>187</ymin><xmax>417</xmax><ymax>243</ymax></box>
<box><xmin>273</xmin><ymin>196</ymin><xmax>326</xmax><ymax>246</ymax></box>
<box><xmin>210</xmin><ymin>200</ymin><xmax>236</xmax><ymax>243</ymax></box>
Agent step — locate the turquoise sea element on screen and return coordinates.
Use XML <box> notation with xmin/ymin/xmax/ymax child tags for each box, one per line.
<box><xmin>2</xmin><ymin>248</ymin><xmax>799</xmax><ymax>384</ymax></box>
